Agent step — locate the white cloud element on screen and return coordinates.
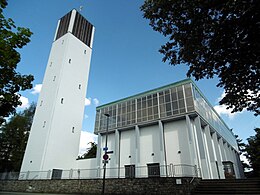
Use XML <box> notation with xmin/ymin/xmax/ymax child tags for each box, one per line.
<box><xmin>78</xmin><ymin>131</ymin><xmax>97</xmax><ymax>155</ymax></box>
<box><xmin>214</xmin><ymin>90</ymin><xmax>244</xmax><ymax>119</ymax></box>
<box><xmin>93</xmin><ymin>98</ymin><xmax>99</xmax><ymax>106</ymax></box>
<box><xmin>214</xmin><ymin>104</ymin><xmax>238</xmax><ymax>119</ymax></box>
<box><xmin>18</xmin><ymin>96</ymin><xmax>30</xmax><ymax>109</ymax></box>
<box><xmin>85</xmin><ymin>97</ymin><xmax>91</xmax><ymax>106</ymax></box>
<box><xmin>31</xmin><ymin>84</ymin><xmax>42</xmax><ymax>94</ymax></box>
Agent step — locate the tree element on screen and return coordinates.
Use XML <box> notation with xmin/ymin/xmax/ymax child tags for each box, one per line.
<box><xmin>141</xmin><ymin>0</ymin><xmax>260</xmax><ymax>115</ymax></box>
<box><xmin>0</xmin><ymin>103</ymin><xmax>36</xmax><ymax>172</ymax></box>
<box><xmin>244</xmin><ymin>128</ymin><xmax>260</xmax><ymax>177</ymax></box>
<box><xmin>77</xmin><ymin>142</ymin><xmax>97</xmax><ymax>160</ymax></box>
<box><xmin>0</xmin><ymin>0</ymin><xmax>34</xmax><ymax>124</ymax></box>
<box><xmin>235</xmin><ymin>134</ymin><xmax>249</xmax><ymax>173</ymax></box>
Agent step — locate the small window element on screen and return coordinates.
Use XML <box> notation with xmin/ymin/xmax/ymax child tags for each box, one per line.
<box><xmin>147</xmin><ymin>163</ymin><xmax>160</xmax><ymax>178</ymax></box>
<box><xmin>72</xmin><ymin>127</ymin><xmax>75</xmax><ymax>133</ymax></box>
<box><xmin>43</xmin><ymin>121</ymin><xmax>46</xmax><ymax>128</ymax></box>
<box><xmin>84</xmin><ymin>50</ymin><xmax>86</xmax><ymax>54</ymax></box>
<box><xmin>40</xmin><ymin>100</ymin><xmax>43</xmax><ymax>106</ymax></box>
<box><xmin>53</xmin><ymin>76</ymin><xmax>56</xmax><ymax>81</ymax></box>
<box><xmin>61</xmin><ymin>98</ymin><xmax>64</xmax><ymax>104</ymax></box>
<box><xmin>50</xmin><ymin>62</ymin><xmax>53</xmax><ymax>67</ymax></box>
<box><xmin>78</xmin><ymin>84</ymin><xmax>81</xmax><ymax>89</ymax></box>
<box><xmin>51</xmin><ymin>169</ymin><xmax>62</xmax><ymax>180</ymax></box>
<box><xmin>62</xmin><ymin>40</ymin><xmax>64</xmax><ymax>44</ymax></box>
<box><xmin>125</xmin><ymin>165</ymin><xmax>135</xmax><ymax>178</ymax></box>
<box><xmin>69</xmin><ymin>59</ymin><xmax>71</xmax><ymax>63</ymax></box>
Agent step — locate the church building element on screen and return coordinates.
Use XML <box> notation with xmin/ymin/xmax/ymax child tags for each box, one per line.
<box><xmin>18</xmin><ymin>9</ymin><xmax>243</xmax><ymax>180</ymax></box>
<box><xmin>94</xmin><ymin>79</ymin><xmax>244</xmax><ymax>179</ymax></box>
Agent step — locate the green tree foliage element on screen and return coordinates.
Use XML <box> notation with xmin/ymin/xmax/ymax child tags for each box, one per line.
<box><xmin>0</xmin><ymin>103</ymin><xmax>36</xmax><ymax>172</ymax></box>
<box><xmin>244</xmin><ymin>128</ymin><xmax>260</xmax><ymax>177</ymax></box>
<box><xmin>235</xmin><ymin>134</ymin><xmax>249</xmax><ymax>172</ymax></box>
<box><xmin>141</xmin><ymin>0</ymin><xmax>260</xmax><ymax>115</ymax></box>
<box><xmin>0</xmin><ymin>0</ymin><xmax>34</xmax><ymax>124</ymax></box>
<box><xmin>77</xmin><ymin>142</ymin><xmax>97</xmax><ymax>160</ymax></box>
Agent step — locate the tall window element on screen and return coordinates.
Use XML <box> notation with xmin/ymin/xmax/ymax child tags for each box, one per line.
<box><xmin>94</xmin><ymin>82</ymin><xmax>196</xmax><ymax>133</ymax></box>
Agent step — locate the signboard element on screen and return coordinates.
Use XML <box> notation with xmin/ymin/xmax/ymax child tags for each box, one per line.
<box><xmin>103</xmin><ymin>154</ymin><xmax>109</xmax><ymax>160</ymax></box>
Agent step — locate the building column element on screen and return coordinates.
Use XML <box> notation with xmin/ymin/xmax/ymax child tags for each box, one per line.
<box><xmin>194</xmin><ymin>116</ymin><xmax>210</xmax><ymax>179</ymax></box>
<box><xmin>226</xmin><ymin>145</ymin><xmax>239</xmax><ymax>178</ymax></box>
<box><xmin>114</xmin><ymin>129</ymin><xmax>120</xmax><ymax>177</ymax></box>
<box><xmin>96</xmin><ymin>133</ymin><xmax>102</xmax><ymax>177</ymax></box>
<box><xmin>204</xmin><ymin>125</ymin><xmax>215</xmax><ymax>179</ymax></box>
<box><xmin>235</xmin><ymin>151</ymin><xmax>245</xmax><ymax>178</ymax></box>
<box><xmin>230</xmin><ymin>148</ymin><xmax>240</xmax><ymax>178</ymax></box>
<box><xmin>186</xmin><ymin>115</ymin><xmax>197</xmax><ymax>166</ymax></box>
<box><xmin>158</xmin><ymin>120</ymin><xmax>167</xmax><ymax>176</ymax></box>
<box><xmin>223</xmin><ymin>142</ymin><xmax>229</xmax><ymax>162</ymax></box>
<box><xmin>135</xmin><ymin>125</ymin><xmax>140</xmax><ymax>167</ymax></box>
<box><xmin>218</xmin><ymin>138</ymin><xmax>227</xmax><ymax>161</ymax></box>
<box><xmin>212</xmin><ymin>132</ymin><xmax>225</xmax><ymax>179</ymax></box>
<box><xmin>226</xmin><ymin>144</ymin><xmax>233</xmax><ymax>162</ymax></box>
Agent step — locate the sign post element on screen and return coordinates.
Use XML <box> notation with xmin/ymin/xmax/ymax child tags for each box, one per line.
<box><xmin>102</xmin><ymin>113</ymin><xmax>110</xmax><ymax>195</ymax></box>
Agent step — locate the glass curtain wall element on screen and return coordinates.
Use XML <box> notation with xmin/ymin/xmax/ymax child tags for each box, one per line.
<box><xmin>192</xmin><ymin>86</ymin><xmax>238</xmax><ymax>150</ymax></box>
<box><xmin>94</xmin><ymin>83</ymin><xmax>194</xmax><ymax>133</ymax></box>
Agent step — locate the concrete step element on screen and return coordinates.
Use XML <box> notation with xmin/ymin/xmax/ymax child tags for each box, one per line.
<box><xmin>192</xmin><ymin>178</ymin><xmax>260</xmax><ymax>195</ymax></box>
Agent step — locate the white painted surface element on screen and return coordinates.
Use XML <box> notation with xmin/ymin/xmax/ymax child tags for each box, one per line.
<box><xmin>120</xmin><ymin>129</ymin><xmax>136</xmax><ymax>166</ymax></box>
<box><xmin>21</xmin><ymin>20</ymin><xmax>94</xmax><ymax>174</ymax></box>
<box><xmin>139</xmin><ymin>125</ymin><xmax>160</xmax><ymax>166</ymax></box>
<box><xmin>119</xmin><ymin>129</ymin><xmax>135</xmax><ymax>177</ymax></box>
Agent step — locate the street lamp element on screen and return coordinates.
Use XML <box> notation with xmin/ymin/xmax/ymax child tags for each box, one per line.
<box><xmin>102</xmin><ymin>113</ymin><xmax>110</xmax><ymax>195</ymax></box>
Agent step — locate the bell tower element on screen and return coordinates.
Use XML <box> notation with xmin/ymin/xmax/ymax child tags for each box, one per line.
<box><xmin>20</xmin><ymin>9</ymin><xmax>94</xmax><ymax>179</ymax></box>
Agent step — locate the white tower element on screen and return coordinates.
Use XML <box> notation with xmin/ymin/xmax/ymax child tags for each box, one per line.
<box><xmin>20</xmin><ymin>9</ymin><xmax>95</xmax><ymax>178</ymax></box>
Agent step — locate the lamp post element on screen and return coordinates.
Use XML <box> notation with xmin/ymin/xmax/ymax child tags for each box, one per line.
<box><xmin>102</xmin><ymin>113</ymin><xmax>110</xmax><ymax>195</ymax></box>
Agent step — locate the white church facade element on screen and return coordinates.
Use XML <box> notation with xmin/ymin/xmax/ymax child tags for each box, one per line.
<box><xmin>19</xmin><ymin>10</ymin><xmax>244</xmax><ymax>180</ymax></box>
<box><xmin>94</xmin><ymin>79</ymin><xmax>244</xmax><ymax>179</ymax></box>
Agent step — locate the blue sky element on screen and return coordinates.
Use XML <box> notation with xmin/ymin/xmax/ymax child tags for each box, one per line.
<box><xmin>4</xmin><ymin>0</ymin><xmax>259</xmax><ymax>150</ymax></box>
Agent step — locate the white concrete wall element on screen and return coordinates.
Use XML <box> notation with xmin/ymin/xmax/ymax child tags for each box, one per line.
<box><xmin>75</xmin><ymin>158</ymin><xmax>98</xmax><ymax>179</ymax></box>
<box><xmin>139</xmin><ymin>125</ymin><xmax>161</xmax><ymax>165</ymax></box>
<box><xmin>138</xmin><ymin>125</ymin><xmax>160</xmax><ymax>177</ymax></box>
<box><xmin>164</xmin><ymin>119</ymin><xmax>195</xmax><ymax>176</ymax></box>
<box><xmin>191</xmin><ymin>117</ymin><xmax>212</xmax><ymax>179</ymax></box>
<box><xmin>41</xmin><ymin>33</ymin><xmax>92</xmax><ymax>171</ymax></box>
<box><xmin>99</xmin><ymin>132</ymin><xmax>116</xmax><ymax>178</ymax></box>
<box><xmin>93</xmin><ymin>116</ymin><xmax>243</xmax><ymax>179</ymax></box>
<box><xmin>20</xmin><ymin>35</ymin><xmax>68</xmax><ymax>172</ymax></box>
<box><xmin>119</xmin><ymin>129</ymin><xmax>136</xmax><ymax>177</ymax></box>
<box><xmin>203</xmin><ymin>126</ymin><xmax>216</xmax><ymax>178</ymax></box>
<box><xmin>21</xmin><ymin>18</ymin><xmax>94</xmax><ymax>174</ymax></box>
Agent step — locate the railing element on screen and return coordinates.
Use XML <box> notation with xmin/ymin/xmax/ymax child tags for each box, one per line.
<box><xmin>0</xmin><ymin>164</ymin><xmax>200</xmax><ymax>180</ymax></box>
<box><xmin>171</xmin><ymin>164</ymin><xmax>201</xmax><ymax>178</ymax></box>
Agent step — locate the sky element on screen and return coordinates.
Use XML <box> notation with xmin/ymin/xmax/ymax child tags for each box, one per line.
<box><xmin>4</xmin><ymin>0</ymin><xmax>259</xmax><ymax>154</ymax></box>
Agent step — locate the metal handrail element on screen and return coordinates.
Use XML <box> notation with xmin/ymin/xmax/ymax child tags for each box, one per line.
<box><xmin>0</xmin><ymin>164</ymin><xmax>199</xmax><ymax>180</ymax></box>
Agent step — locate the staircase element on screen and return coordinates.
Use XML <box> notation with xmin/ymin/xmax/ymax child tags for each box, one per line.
<box><xmin>192</xmin><ymin>178</ymin><xmax>260</xmax><ymax>195</ymax></box>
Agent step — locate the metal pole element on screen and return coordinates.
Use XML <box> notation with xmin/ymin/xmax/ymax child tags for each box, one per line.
<box><xmin>102</xmin><ymin>113</ymin><xmax>109</xmax><ymax>195</ymax></box>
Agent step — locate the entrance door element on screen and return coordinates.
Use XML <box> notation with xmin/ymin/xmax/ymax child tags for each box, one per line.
<box><xmin>223</xmin><ymin>161</ymin><xmax>235</xmax><ymax>179</ymax></box>
<box><xmin>51</xmin><ymin>169</ymin><xmax>62</xmax><ymax>179</ymax></box>
<box><xmin>147</xmin><ymin>163</ymin><xmax>160</xmax><ymax>178</ymax></box>
<box><xmin>125</xmin><ymin>165</ymin><xmax>135</xmax><ymax>178</ymax></box>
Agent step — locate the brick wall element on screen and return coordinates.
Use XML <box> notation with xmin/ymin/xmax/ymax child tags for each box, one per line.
<box><xmin>0</xmin><ymin>177</ymin><xmax>200</xmax><ymax>194</ymax></box>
